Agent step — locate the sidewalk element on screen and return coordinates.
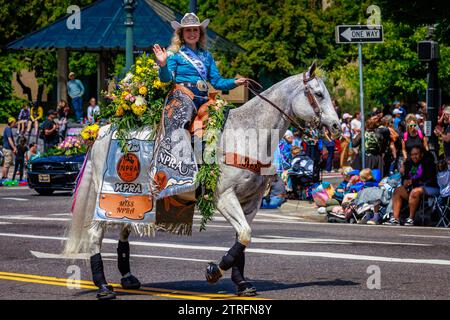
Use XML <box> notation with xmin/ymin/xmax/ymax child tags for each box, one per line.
<box><xmin>261</xmin><ymin>199</ymin><xmax>326</xmax><ymax>223</ymax></box>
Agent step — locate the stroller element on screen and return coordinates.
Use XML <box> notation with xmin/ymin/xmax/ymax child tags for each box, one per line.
<box><xmin>288</xmin><ymin>155</ymin><xmax>320</xmax><ymax>200</ymax></box>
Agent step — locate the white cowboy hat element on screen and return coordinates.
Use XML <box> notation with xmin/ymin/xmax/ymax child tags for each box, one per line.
<box><xmin>171</xmin><ymin>13</ymin><xmax>210</xmax><ymax>30</ymax></box>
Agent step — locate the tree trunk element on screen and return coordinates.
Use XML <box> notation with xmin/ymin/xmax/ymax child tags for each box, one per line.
<box><xmin>16</xmin><ymin>71</ymin><xmax>33</xmax><ymax>101</ymax></box>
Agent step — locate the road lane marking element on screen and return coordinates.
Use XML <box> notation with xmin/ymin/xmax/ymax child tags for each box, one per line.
<box><xmin>401</xmin><ymin>234</ymin><xmax>450</xmax><ymax>239</ymax></box>
<box><xmin>0</xmin><ymin>232</ymin><xmax>449</xmax><ymax>266</ymax></box>
<box><xmin>1</xmin><ymin>197</ymin><xmax>28</xmax><ymax>201</ymax></box>
<box><xmin>30</xmin><ymin>251</ymin><xmax>210</xmax><ymax>263</ymax></box>
<box><xmin>0</xmin><ymin>271</ymin><xmax>266</xmax><ymax>300</ymax></box>
<box><xmin>0</xmin><ymin>222</ymin><xmax>12</xmax><ymax>225</ymax></box>
<box><xmin>0</xmin><ymin>215</ymin><xmax>70</xmax><ymax>221</ymax></box>
<box><xmin>254</xmin><ymin>235</ymin><xmax>431</xmax><ymax>247</ymax></box>
<box><xmin>257</xmin><ymin>213</ymin><xmax>305</xmax><ymax>221</ymax></box>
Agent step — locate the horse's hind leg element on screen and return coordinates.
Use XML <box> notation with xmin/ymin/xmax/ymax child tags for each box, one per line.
<box><xmin>205</xmin><ymin>189</ymin><xmax>250</xmax><ymax>286</ymax></box>
<box><xmin>88</xmin><ymin>225</ymin><xmax>116</xmax><ymax>300</ymax></box>
<box><xmin>117</xmin><ymin>225</ymin><xmax>141</xmax><ymax>289</ymax></box>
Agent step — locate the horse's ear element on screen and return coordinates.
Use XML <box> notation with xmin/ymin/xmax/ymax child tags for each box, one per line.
<box><xmin>308</xmin><ymin>61</ymin><xmax>317</xmax><ymax>78</ymax></box>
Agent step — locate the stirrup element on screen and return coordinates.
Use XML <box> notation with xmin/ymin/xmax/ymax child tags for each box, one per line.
<box><xmin>121</xmin><ymin>274</ymin><xmax>141</xmax><ymax>290</ymax></box>
<box><xmin>236</xmin><ymin>281</ymin><xmax>257</xmax><ymax>296</ymax></box>
<box><xmin>96</xmin><ymin>284</ymin><xmax>116</xmax><ymax>300</ymax></box>
<box><xmin>205</xmin><ymin>262</ymin><xmax>222</xmax><ymax>284</ymax></box>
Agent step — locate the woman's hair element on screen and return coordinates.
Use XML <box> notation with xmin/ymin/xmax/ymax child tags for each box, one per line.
<box><xmin>18</xmin><ymin>136</ymin><xmax>27</xmax><ymax>146</ymax></box>
<box><xmin>437</xmin><ymin>159</ymin><xmax>448</xmax><ymax>172</ymax></box>
<box><xmin>365</xmin><ymin>117</ymin><xmax>379</xmax><ymax>130</ymax></box>
<box><xmin>168</xmin><ymin>27</ymin><xmax>207</xmax><ymax>52</ymax></box>
<box><xmin>29</xmin><ymin>142</ymin><xmax>36</xmax><ymax>148</ymax></box>
<box><xmin>58</xmin><ymin>100</ymin><xmax>68</xmax><ymax>108</ymax></box>
<box><xmin>291</xmin><ymin>146</ymin><xmax>302</xmax><ymax>157</ymax></box>
<box><xmin>359</xmin><ymin>168</ymin><xmax>374</xmax><ymax>182</ymax></box>
<box><xmin>381</xmin><ymin>115</ymin><xmax>393</xmax><ymax>126</ymax></box>
<box><xmin>405</xmin><ymin>113</ymin><xmax>417</xmax><ymax>124</ymax></box>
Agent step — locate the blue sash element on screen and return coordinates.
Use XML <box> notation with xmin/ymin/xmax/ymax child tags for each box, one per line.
<box><xmin>179</xmin><ymin>46</ymin><xmax>208</xmax><ymax>81</ymax></box>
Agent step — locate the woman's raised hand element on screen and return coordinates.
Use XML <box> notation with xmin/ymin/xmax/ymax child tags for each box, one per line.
<box><xmin>152</xmin><ymin>44</ymin><xmax>167</xmax><ymax>67</ymax></box>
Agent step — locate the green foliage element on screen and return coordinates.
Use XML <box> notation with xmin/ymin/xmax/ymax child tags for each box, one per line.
<box><xmin>159</xmin><ymin>0</ymin><xmax>449</xmax><ymax>112</ymax></box>
<box><xmin>194</xmin><ymin>98</ymin><xmax>236</xmax><ymax>231</ymax></box>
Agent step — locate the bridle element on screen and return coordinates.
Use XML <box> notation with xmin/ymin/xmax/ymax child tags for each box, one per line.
<box><xmin>244</xmin><ymin>74</ymin><xmax>323</xmax><ymax>136</ymax></box>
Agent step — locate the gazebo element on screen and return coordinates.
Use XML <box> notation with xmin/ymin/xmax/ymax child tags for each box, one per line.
<box><xmin>7</xmin><ymin>0</ymin><xmax>244</xmax><ymax>103</ymax></box>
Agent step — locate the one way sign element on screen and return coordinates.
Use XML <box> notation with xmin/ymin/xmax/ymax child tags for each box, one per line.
<box><xmin>335</xmin><ymin>25</ymin><xmax>383</xmax><ymax>43</ymax></box>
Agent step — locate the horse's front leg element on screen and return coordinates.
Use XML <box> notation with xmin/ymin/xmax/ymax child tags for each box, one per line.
<box><xmin>87</xmin><ymin>224</ymin><xmax>116</xmax><ymax>300</ymax></box>
<box><xmin>205</xmin><ymin>189</ymin><xmax>251</xmax><ymax>288</ymax></box>
<box><xmin>230</xmin><ymin>199</ymin><xmax>261</xmax><ymax>296</ymax></box>
<box><xmin>117</xmin><ymin>224</ymin><xmax>141</xmax><ymax>289</ymax></box>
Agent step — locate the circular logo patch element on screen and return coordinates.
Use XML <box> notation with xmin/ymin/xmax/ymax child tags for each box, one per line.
<box><xmin>117</xmin><ymin>153</ymin><xmax>140</xmax><ymax>182</ymax></box>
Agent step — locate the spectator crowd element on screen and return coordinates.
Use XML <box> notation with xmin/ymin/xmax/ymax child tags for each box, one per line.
<box><xmin>267</xmin><ymin>99</ymin><xmax>450</xmax><ymax>227</ymax></box>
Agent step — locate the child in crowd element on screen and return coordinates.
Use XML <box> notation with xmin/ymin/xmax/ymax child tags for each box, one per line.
<box><xmin>17</xmin><ymin>104</ymin><xmax>31</xmax><ymax>135</ymax></box>
<box><xmin>12</xmin><ymin>136</ymin><xmax>28</xmax><ymax>182</ymax></box>
<box><xmin>333</xmin><ymin>166</ymin><xmax>354</xmax><ymax>202</ymax></box>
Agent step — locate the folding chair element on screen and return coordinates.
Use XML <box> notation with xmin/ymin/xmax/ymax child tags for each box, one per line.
<box><xmin>433</xmin><ymin>196</ymin><xmax>450</xmax><ymax>228</ymax></box>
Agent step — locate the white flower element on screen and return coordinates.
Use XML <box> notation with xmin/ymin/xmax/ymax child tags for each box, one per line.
<box><xmin>121</xmin><ymin>72</ymin><xmax>133</xmax><ymax>83</ymax></box>
<box><xmin>135</xmin><ymin>95</ymin><xmax>147</xmax><ymax>106</ymax></box>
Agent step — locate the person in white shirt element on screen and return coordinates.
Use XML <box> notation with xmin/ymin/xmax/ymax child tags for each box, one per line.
<box><xmin>350</xmin><ymin>112</ymin><xmax>362</xmax><ymax>134</ymax></box>
<box><xmin>340</xmin><ymin>113</ymin><xmax>353</xmax><ymax>168</ymax></box>
<box><xmin>87</xmin><ymin>97</ymin><xmax>100</xmax><ymax>124</ymax></box>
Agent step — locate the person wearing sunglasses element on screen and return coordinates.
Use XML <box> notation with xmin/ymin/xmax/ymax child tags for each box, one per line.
<box><xmin>402</xmin><ymin>114</ymin><xmax>429</xmax><ymax>160</ymax></box>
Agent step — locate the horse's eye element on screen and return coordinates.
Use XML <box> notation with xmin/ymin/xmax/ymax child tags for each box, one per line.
<box><xmin>315</xmin><ymin>92</ymin><xmax>324</xmax><ymax>99</ymax></box>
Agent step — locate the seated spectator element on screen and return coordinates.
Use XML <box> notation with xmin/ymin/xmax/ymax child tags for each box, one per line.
<box><xmin>59</xmin><ymin>105</ymin><xmax>72</xmax><ymax>139</ymax></box>
<box><xmin>87</xmin><ymin>97</ymin><xmax>101</xmax><ymax>124</ymax></box>
<box><xmin>28</xmin><ymin>102</ymin><xmax>43</xmax><ymax>141</ymax></box>
<box><xmin>390</xmin><ymin>146</ymin><xmax>439</xmax><ymax>226</ymax></box>
<box><xmin>261</xmin><ymin>175</ymin><xmax>287</xmax><ymax>209</ymax></box>
<box><xmin>436</xmin><ymin>159</ymin><xmax>450</xmax><ymax>198</ymax></box>
<box><xmin>17</xmin><ymin>103</ymin><xmax>31</xmax><ymax>136</ymax></box>
<box><xmin>402</xmin><ymin>113</ymin><xmax>429</xmax><ymax>159</ymax></box>
<box><xmin>333</xmin><ymin>166</ymin><xmax>354</xmax><ymax>202</ymax></box>
<box><xmin>342</xmin><ymin>168</ymin><xmax>379</xmax><ymax>203</ymax></box>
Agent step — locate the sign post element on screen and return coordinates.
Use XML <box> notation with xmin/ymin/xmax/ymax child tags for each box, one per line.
<box><xmin>335</xmin><ymin>25</ymin><xmax>383</xmax><ymax>169</ymax></box>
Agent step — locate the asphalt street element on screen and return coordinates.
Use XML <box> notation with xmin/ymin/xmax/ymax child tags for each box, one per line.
<box><xmin>0</xmin><ymin>186</ymin><xmax>450</xmax><ymax>300</ymax></box>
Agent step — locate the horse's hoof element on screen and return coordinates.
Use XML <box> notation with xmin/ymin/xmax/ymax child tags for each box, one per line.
<box><xmin>96</xmin><ymin>284</ymin><xmax>116</xmax><ymax>300</ymax></box>
<box><xmin>205</xmin><ymin>262</ymin><xmax>222</xmax><ymax>284</ymax></box>
<box><xmin>236</xmin><ymin>281</ymin><xmax>257</xmax><ymax>297</ymax></box>
<box><xmin>121</xmin><ymin>274</ymin><xmax>141</xmax><ymax>290</ymax></box>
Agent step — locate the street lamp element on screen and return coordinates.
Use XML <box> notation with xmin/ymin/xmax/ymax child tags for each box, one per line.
<box><xmin>418</xmin><ymin>24</ymin><xmax>440</xmax><ymax>158</ymax></box>
<box><xmin>123</xmin><ymin>0</ymin><xmax>137</xmax><ymax>75</ymax></box>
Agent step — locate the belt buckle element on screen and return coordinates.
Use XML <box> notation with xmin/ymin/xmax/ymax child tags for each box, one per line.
<box><xmin>196</xmin><ymin>80</ymin><xmax>208</xmax><ymax>92</ymax></box>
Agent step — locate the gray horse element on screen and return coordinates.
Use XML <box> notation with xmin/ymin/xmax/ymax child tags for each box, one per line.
<box><xmin>63</xmin><ymin>62</ymin><xmax>341</xmax><ymax>299</ymax></box>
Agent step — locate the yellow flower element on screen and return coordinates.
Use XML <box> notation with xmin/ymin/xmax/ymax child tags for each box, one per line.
<box><xmin>121</xmin><ymin>91</ymin><xmax>130</xmax><ymax>99</ymax></box>
<box><xmin>139</xmin><ymin>86</ymin><xmax>148</xmax><ymax>95</ymax></box>
<box><xmin>153</xmin><ymin>79</ymin><xmax>163</xmax><ymax>89</ymax></box>
<box><xmin>121</xmin><ymin>102</ymin><xmax>130</xmax><ymax>110</ymax></box>
<box><xmin>116</xmin><ymin>105</ymin><xmax>124</xmax><ymax>116</ymax></box>
<box><xmin>131</xmin><ymin>103</ymin><xmax>147</xmax><ymax>116</ymax></box>
<box><xmin>136</xmin><ymin>66</ymin><xmax>143</xmax><ymax>74</ymax></box>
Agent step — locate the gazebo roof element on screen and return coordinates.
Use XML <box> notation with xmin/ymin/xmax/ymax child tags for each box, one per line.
<box><xmin>7</xmin><ymin>0</ymin><xmax>243</xmax><ymax>52</ymax></box>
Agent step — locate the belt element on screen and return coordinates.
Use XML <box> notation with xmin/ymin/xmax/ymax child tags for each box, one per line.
<box><xmin>179</xmin><ymin>80</ymin><xmax>208</xmax><ymax>92</ymax></box>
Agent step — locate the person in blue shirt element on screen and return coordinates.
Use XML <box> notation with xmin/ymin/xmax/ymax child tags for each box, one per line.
<box><xmin>152</xmin><ymin>13</ymin><xmax>246</xmax><ymax>111</ymax></box>
<box><xmin>67</xmin><ymin>72</ymin><xmax>85</xmax><ymax>122</ymax></box>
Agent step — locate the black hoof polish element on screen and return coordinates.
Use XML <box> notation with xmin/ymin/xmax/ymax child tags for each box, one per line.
<box><xmin>236</xmin><ymin>282</ymin><xmax>257</xmax><ymax>297</ymax></box>
<box><xmin>205</xmin><ymin>262</ymin><xmax>222</xmax><ymax>284</ymax></box>
<box><xmin>96</xmin><ymin>284</ymin><xmax>116</xmax><ymax>300</ymax></box>
<box><xmin>121</xmin><ymin>275</ymin><xmax>141</xmax><ymax>290</ymax></box>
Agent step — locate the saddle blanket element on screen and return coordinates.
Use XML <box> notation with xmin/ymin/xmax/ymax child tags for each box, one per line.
<box><xmin>93</xmin><ymin>129</ymin><xmax>156</xmax><ymax>234</ymax></box>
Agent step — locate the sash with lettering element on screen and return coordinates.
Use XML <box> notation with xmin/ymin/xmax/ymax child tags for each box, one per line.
<box><xmin>179</xmin><ymin>46</ymin><xmax>208</xmax><ymax>81</ymax></box>
<box><xmin>93</xmin><ymin>129</ymin><xmax>156</xmax><ymax>236</ymax></box>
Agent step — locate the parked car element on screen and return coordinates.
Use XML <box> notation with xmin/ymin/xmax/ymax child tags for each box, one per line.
<box><xmin>27</xmin><ymin>154</ymin><xmax>85</xmax><ymax>195</ymax></box>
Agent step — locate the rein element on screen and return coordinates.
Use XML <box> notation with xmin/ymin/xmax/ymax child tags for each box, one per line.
<box><xmin>243</xmin><ymin>76</ymin><xmax>322</xmax><ymax>136</ymax></box>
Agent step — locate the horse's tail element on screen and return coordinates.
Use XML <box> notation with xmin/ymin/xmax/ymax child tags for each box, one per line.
<box><xmin>62</xmin><ymin>150</ymin><xmax>97</xmax><ymax>256</ymax></box>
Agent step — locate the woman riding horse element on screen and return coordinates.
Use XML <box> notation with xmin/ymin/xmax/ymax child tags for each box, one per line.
<box><xmin>152</xmin><ymin>12</ymin><xmax>247</xmax><ymax>112</ymax></box>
